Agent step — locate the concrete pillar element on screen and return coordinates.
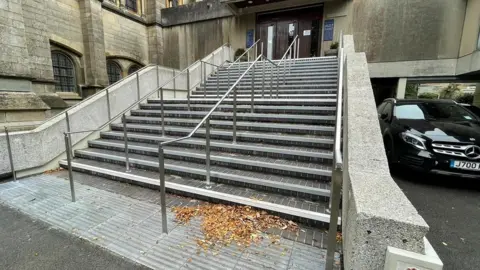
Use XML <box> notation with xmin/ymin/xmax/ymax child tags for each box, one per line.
<box><xmin>396</xmin><ymin>78</ymin><xmax>407</xmax><ymax>99</ymax></box>
<box><xmin>79</xmin><ymin>0</ymin><xmax>109</xmax><ymax>89</ymax></box>
<box><xmin>0</xmin><ymin>0</ymin><xmax>32</xmax><ymax>92</ymax></box>
<box><xmin>474</xmin><ymin>83</ymin><xmax>480</xmax><ymax>107</ymax></box>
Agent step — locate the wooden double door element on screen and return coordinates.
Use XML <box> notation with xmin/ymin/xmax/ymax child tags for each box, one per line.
<box><xmin>256</xmin><ymin>6</ymin><xmax>323</xmax><ymax>59</ymax></box>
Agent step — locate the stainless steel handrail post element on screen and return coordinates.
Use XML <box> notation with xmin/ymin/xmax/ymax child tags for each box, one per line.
<box><xmin>158</xmin><ymin>144</ymin><xmax>168</xmax><ymax>234</ymax></box>
<box><xmin>172</xmin><ymin>69</ymin><xmax>176</xmax><ymax>98</ymax></box>
<box><xmin>297</xmin><ymin>38</ymin><xmax>300</xmax><ymax>59</ymax></box>
<box><xmin>187</xmin><ymin>69</ymin><xmax>191</xmax><ymax>111</ymax></box>
<box><xmin>65</xmin><ymin>111</ymin><xmax>73</xmax><ymax>158</ymax></box>
<box><xmin>156</xmin><ymin>66</ymin><xmax>160</xmax><ymax>98</ymax></box>
<box><xmin>216</xmin><ymin>67</ymin><xmax>220</xmax><ymax>98</ymax></box>
<box><xmin>200</xmin><ymin>61</ymin><xmax>204</xmax><ymax>87</ymax></box>
<box><xmin>122</xmin><ymin>114</ymin><xmax>131</xmax><ymax>172</ymax></box>
<box><xmin>326</xmin><ymin>32</ymin><xmax>344</xmax><ymax>270</ymax></box>
<box><xmin>64</xmin><ymin>132</ymin><xmax>76</xmax><ymax>202</ymax></box>
<box><xmin>4</xmin><ymin>127</ymin><xmax>16</xmax><ymax>182</ymax></box>
<box><xmin>283</xmin><ymin>55</ymin><xmax>287</xmax><ymax>84</ymax></box>
<box><xmin>251</xmin><ymin>64</ymin><xmax>255</xmax><ymax>113</ymax></box>
<box><xmin>136</xmin><ymin>73</ymin><xmax>140</xmax><ymax>101</ymax></box>
<box><xmin>247</xmin><ymin>50</ymin><xmax>250</xmax><ymax>62</ymax></box>
<box><xmin>205</xmin><ymin>118</ymin><xmax>211</xmax><ymax>189</ymax></box>
<box><xmin>269</xmin><ymin>64</ymin><xmax>273</xmax><ymax>98</ymax></box>
<box><xmin>161</xmin><ymin>87</ymin><xmax>165</xmax><ymax>137</ymax></box>
<box><xmin>106</xmin><ymin>88</ymin><xmax>111</xmax><ymax>120</ymax></box>
<box><xmin>325</xmin><ymin>167</ymin><xmax>341</xmax><ymax>270</ymax></box>
<box><xmin>276</xmin><ymin>65</ymin><xmax>280</xmax><ymax>98</ymax></box>
<box><xmin>232</xmin><ymin>86</ymin><xmax>237</xmax><ymax>144</ymax></box>
<box><xmin>203</xmin><ymin>62</ymin><xmax>207</xmax><ymax>98</ymax></box>
<box><xmin>227</xmin><ymin>68</ymin><xmax>231</xmax><ymax>90</ymax></box>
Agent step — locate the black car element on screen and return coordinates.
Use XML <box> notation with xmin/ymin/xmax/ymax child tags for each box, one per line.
<box><xmin>378</xmin><ymin>98</ymin><xmax>480</xmax><ymax>178</ymax></box>
<box><xmin>459</xmin><ymin>103</ymin><xmax>480</xmax><ymax>120</ymax></box>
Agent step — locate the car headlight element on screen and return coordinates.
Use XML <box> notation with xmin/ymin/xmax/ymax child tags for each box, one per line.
<box><xmin>401</xmin><ymin>132</ymin><xmax>426</xmax><ymax>150</ymax></box>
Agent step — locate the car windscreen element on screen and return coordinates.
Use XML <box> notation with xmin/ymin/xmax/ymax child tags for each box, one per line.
<box><xmin>394</xmin><ymin>103</ymin><xmax>477</xmax><ymax>122</ymax></box>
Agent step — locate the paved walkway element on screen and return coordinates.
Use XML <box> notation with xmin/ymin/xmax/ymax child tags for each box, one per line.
<box><xmin>0</xmin><ymin>203</ymin><xmax>149</xmax><ymax>270</ymax></box>
<box><xmin>0</xmin><ymin>174</ymin><xmax>337</xmax><ymax>269</ymax></box>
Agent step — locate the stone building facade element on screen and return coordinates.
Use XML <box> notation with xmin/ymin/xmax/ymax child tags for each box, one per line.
<box><xmin>1</xmin><ymin>0</ymin><xmax>480</xmax><ymax>127</ymax></box>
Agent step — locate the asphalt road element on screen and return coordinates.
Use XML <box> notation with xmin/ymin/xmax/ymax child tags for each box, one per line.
<box><xmin>0</xmin><ymin>203</ymin><xmax>150</xmax><ymax>270</ymax></box>
<box><xmin>393</xmin><ymin>169</ymin><xmax>480</xmax><ymax>270</ymax></box>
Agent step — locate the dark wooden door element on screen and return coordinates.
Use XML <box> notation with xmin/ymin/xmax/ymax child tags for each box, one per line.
<box><xmin>275</xmin><ymin>21</ymin><xmax>297</xmax><ymax>59</ymax></box>
<box><xmin>256</xmin><ymin>22</ymin><xmax>276</xmax><ymax>59</ymax></box>
<box><xmin>256</xmin><ymin>5</ymin><xmax>323</xmax><ymax>59</ymax></box>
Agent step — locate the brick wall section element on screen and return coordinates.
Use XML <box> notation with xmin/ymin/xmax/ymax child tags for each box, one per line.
<box><xmin>79</xmin><ymin>0</ymin><xmax>109</xmax><ymax>87</ymax></box>
<box><xmin>0</xmin><ymin>0</ymin><xmax>31</xmax><ymax>78</ymax></box>
<box><xmin>103</xmin><ymin>8</ymin><xmax>149</xmax><ymax>65</ymax></box>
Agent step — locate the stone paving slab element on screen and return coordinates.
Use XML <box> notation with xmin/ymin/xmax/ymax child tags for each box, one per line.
<box><xmin>0</xmin><ymin>174</ymin><xmax>340</xmax><ymax>269</ymax></box>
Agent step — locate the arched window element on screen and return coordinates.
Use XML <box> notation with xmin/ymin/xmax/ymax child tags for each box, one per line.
<box><xmin>107</xmin><ymin>61</ymin><xmax>122</xmax><ymax>84</ymax></box>
<box><xmin>126</xmin><ymin>0</ymin><xmax>137</xmax><ymax>12</ymax></box>
<box><xmin>51</xmin><ymin>51</ymin><xmax>76</xmax><ymax>92</ymax></box>
<box><xmin>128</xmin><ymin>64</ymin><xmax>141</xmax><ymax>75</ymax></box>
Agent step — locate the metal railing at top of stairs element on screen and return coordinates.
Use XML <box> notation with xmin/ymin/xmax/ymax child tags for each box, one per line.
<box><xmin>227</xmin><ymin>39</ymin><xmax>260</xmax><ymax>70</ymax></box>
<box><xmin>277</xmin><ymin>35</ymin><xmax>299</xmax><ymax>85</ymax></box>
<box><xmin>325</xmin><ymin>31</ymin><xmax>345</xmax><ymax>270</ymax></box>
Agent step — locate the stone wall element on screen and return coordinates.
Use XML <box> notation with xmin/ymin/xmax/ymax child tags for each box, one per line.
<box><xmin>459</xmin><ymin>0</ymin><xmax>480</xmax><ymax>57</ymax></box>
<box><xmin>162</xmin><ymin>13</ymin><xmax>253</xmax><ymax>69</ymax></box>
<box><xmin>103</xmin><ymin>8</ymin><xmax>149</xmax><ymax>65</ymax></box>
<box><xmin>160</xmin><ymin>0</ymin><xmax>232</xmax><ymax>27</ymax></box>
<box><xmin>0</xmin><ymin>0</ymin><xmax>31</xmax><ymax>80</ymax></box>
<box><xmin>351</xmin><ymin>0</ymin><xmax>467</xmax><ymax>62</ymax></box>
<box><xmin>342</xmin><ymin>35</ymin><xmax>430</xmax><ymax>269</ymax></box>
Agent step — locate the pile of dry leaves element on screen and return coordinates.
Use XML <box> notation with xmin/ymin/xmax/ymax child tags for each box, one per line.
<box><xmin>173</xmin><ymin>204</ymin><xmax>298</xmax><ymax>251</ymax></box>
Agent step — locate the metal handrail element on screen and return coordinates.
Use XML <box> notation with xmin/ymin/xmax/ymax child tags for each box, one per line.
<box><xmin>227</xmin><ymin>39</ymin><xmax>260</xmax><ymax>69</ymax></box>
<box><xmin>259</xmin><ymin>55</ymin><xmax>280</xmax><ymax>98</ymax></box>
<box><xmin>277</xmin><ymin>35</ymin><xmax>299</xmax><ymax>84</ymax></box>
<box><xmin>325</xmin><ymin>31</ymin><xmax>344</xmax><ymax>270</ymax></box>
<box><xmin>279</xmin><ymin>35</ymin><xmax>299</xmax><ymax>61</ymax></box>
<box><xmin>160</xmin><ymin>54</ymin><xmax>262</xmax><ymax>147</ymax></box>
<box><xmin>159</xmin><ymin>54</ymin><xmax>263</xmax><ymax>193</ymax></box>
<box><xmin>40</xmin><ymin>64</ymin><xmax>156</xmax><ymax>126</ymax></box>
<box><xmin>334</xmin><ymin>35</ymin><xmax>344</xmax><ymax>169</ymax></box>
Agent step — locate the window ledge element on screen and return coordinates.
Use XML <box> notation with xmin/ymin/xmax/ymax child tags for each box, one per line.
<box><xmin>102</xmin><ymin>1</ymin><xmax>147</xmax><ymax>25</ymax></box>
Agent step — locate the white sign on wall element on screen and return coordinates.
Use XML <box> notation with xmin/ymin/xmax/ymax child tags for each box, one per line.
<box><xmin>303</xmin><ymin>30</ymin><xmax>311</xmax><ymax>36</ymax></box>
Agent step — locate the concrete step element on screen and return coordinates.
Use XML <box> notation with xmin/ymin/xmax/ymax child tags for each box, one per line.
<box><xmin>84</xmin><ymin>142</ymin><xmax>332</xmax><ymax>181</ymax></box>
<box><xmin>109</xmin><ymin>124</ymin><xmax>333</xmax><ymax>148</ymax></box>
<box><xmin>189</xmin><ymin>93</ymin><xmax>336</xmax><ymax>99</ymax></box>
<box><xmin>229</xmin><ymin>61</ymin><xmax>338</xmax><ymax>69</ymax></box>
<box><xmin>192</xmin><ymin>89</ymin><xmax>337</xmax><ymax>96</ymax></box>
<box><xmin>148</xmin><ymin>98</ymin><xmax>337</xmax><ymax>106</ymax></box>
<box><xmin>59</xmin><ymin>158</ymin><xmax>339</xmax><ymax>227</ymax></box>
<box><xmin>100</xmin><ymin>131</ymin><xmax>334</xmax><ymax>161</ymax></box>
<box><xmin>198</xmin><ymin>84</ymin><xmax>338</xmax><ymax>91</ymax></box>
<box><xmin>129</xmin><ymin>110</ymin><xmax>335</xmax><ymax>125</ymax></box>
<box><xmin>204</xmin><ymin>78</ymin><xmax>338</xmax><ymax>85</ymax></box>
<box><xmin>213</xmin><ymin>72</ymin><xmax>338</xmax><ymax>79</ymax></box>
<box><xmin>139</xmin><ymin>103</ymin><xmax>337</xmax><ymax>115</ymax></box>
<box><xmin>123</xmin><ymin>116</ymin><xmax>334</xmax><ymax>135</ymax></box>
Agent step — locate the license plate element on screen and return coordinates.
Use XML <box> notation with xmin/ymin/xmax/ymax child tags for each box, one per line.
<box><xmin>450</xmin><ymin>160</ymin><xmax>480</xmax><ymax>171</ymax></box>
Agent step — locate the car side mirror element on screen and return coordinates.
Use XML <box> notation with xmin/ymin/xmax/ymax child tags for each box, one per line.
<box><xmin>380</xmin><ymin>113</ymin><xmax>389</xmax><ymax>120</ymax></box>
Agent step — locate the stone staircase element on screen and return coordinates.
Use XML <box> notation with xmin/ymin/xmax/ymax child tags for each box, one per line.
<box><xmin>59</xmin><ymin>56</ymin><xmax>340</xmax><ymax>228</ymax></box>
